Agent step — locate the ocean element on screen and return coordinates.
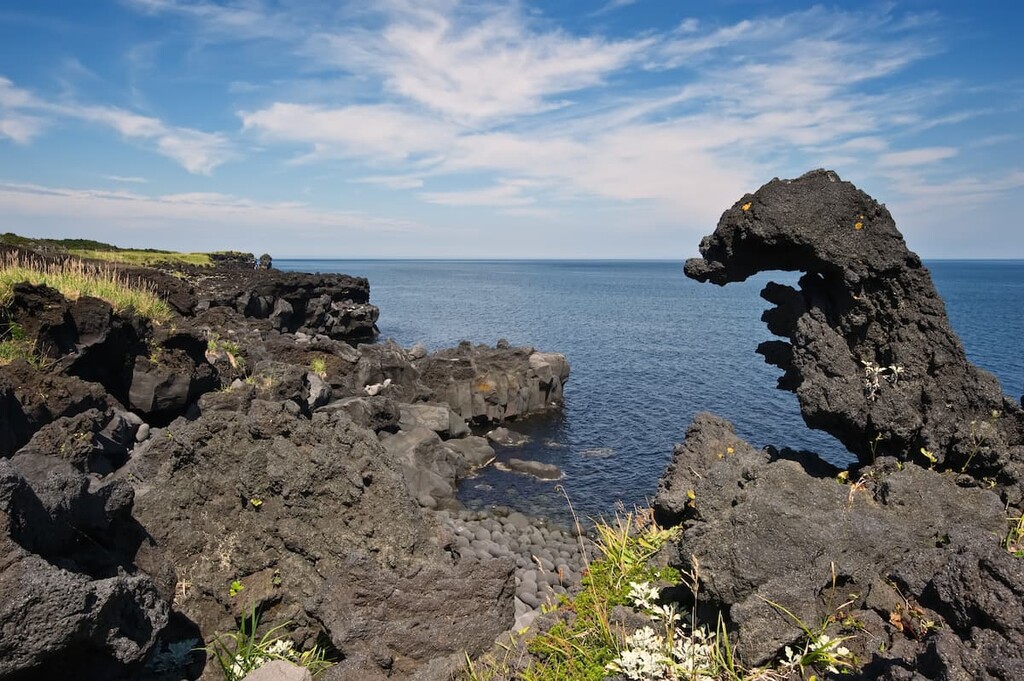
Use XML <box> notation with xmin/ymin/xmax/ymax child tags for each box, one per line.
<box><xmin>276</xmin><ymin>259</ymin><xmax>1024</xmax><ymax>521</ymax></box>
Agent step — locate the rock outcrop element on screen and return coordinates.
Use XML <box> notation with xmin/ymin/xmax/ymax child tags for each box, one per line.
<box><xmin>654</xmin><ymin>414</ymin><xmax>1024</xmax><ymax>679</ymax></box>
<box><xmin>124</xmin><ymin>403</ymin><xmax>515</xmax><ymax>680</ymax></box>
<box><xmin>684</xmin><ymin>169</ymin><xmax>1024</xmax><ymax>503</ymax></box>
<box><xmin>0</xmin><ymin>251</ymin><xmax>569</xmax><ymax>678</ymax></box>
<box><xmin>658</xmin><ymin>171</ymin><xmax>1024</xmax><ymax>680</ymax></box>
<box><xmin>416</xmin><ymin>342</ymin><xmax>569</xmax><ymax>424</ymax></box>
<box><xmin>190</xmin><ymin>268</ymin><xmax>380</xmax><ymax>342</ymax></box>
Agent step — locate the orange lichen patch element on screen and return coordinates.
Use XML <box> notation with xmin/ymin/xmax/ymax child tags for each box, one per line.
<box><xmin>473</xmin><ymin>379</ymin><xmax>496</xmax><ymax>393</ymax></box>
<box><xmin>741</xmin><ymin>202</ymin><xmax>752</xmax><ymax>211</ymax></box>
<box><xmin>854</xmin><ymin>222</ymin><xmax>863</xmax><ymax>230</ymax></box>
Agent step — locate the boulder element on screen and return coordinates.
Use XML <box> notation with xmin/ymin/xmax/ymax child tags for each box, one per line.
<box><xmin>0</xmin><ymin>457</ymin><xmax>170</xmax><ymax>678</ymax></box>
<box><xmin>506</xmin><ymin>458</ymin><xmax>562</xmax><ymax>480</ymax></box>
<box><xmin>122</xmin><ymin>404</ymin><xmax>514</xmax><ymax>678</ymax></box>
<box><xmin>415</xmin><ymin>343</ymin><xmax>569</xmax><ymax>425</ymax></box>
<box><xmin>486</xmin><ymin>426</ymin><xmax>531</xmax><ymax>447</ymax></box>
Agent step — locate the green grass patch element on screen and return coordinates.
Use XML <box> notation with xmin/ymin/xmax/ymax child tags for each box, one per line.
<box><xmin>66</xmin><ymin>248</ymin><xmax>213</xmax><ymax>267</ymax></box>
<box><xmin>0</xmin><ymin>320</ymin><xmax>39</xmax><ymax>367</ymax></box>
<box><xmin>1</xmin><ymin>252</ymin><xmax>172</xmax><ymax>324</ymax></box>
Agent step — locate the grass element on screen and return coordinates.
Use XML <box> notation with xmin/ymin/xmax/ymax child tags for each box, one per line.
<box><xmin>1</xmin><ymin>252</ymin><xmax>172</xmax><ymax>324</ymax></box>
<box><xmin>1005</xmin><ymin>510</ymin><xmax>1024</xmax><ymax>558</ymax></box>
<box><xmin>66</xmin><ymin>248</ymin><xmax>214</xmax><ymax>267</ymax></box>
<box><xmin>463</xmin><ymin>501</ymin><xmax>863</xmax><ymax>681</ymax></box>
<box><xmin>204</xmin><ymin>607</ymin><xmax>333</xmax><ymax>680</ymax></box>
<box><xmin>0</xmin><ymin>320</ymin><xmax>39</xmax><ymax>367</ymax></box>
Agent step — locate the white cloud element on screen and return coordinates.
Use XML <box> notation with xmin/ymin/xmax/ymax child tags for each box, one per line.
<box><xmin>0</xmin><ymin>74</ymin><xmax>233</xmax><ymax>174</ymax></box>
<box><xmin>354</xmin><ymin>174</ymin><xmax>425</xmax><ymax>189</ymax></box>
<box><xmin>123</xmin><ymin>0</ymin><xmax>295</xmax><ymax>40</ymax></box>
<box><xmin>878</xmin><ymin>147</ymin><xmax>959</xmax><ymax>167</ymax></box>
<box><xmin>420</xmin><ymin>181</ymin><xmax>536</xmax><ymax>207</ymax></box>
<box><xmin>308</xmin><ymin>4</ymin><xmax>652</xmax><ymax>123</ymax></box>
<box><xmin>101</xmin><ymin>175</ymin><xmax>149</xmax><ymax>183</ymax></box>
<box><xmin>240</xmin><ymin>102</ymin><xmax>455</xmax><ymax>161</ymax></box>
<box><xmin>67</xmin><ymin>105</ymin><xmax>233</xmax><ymax>174</ymax></box>
<box><xmin>0</xmin><ymin>181</ymin><xmax>416</xmax><ymax>233</ymax></box>
<box><xmin>0</xmin><ymin>115</ymin><xmax>45</xmax><ymax>143</ymax></box>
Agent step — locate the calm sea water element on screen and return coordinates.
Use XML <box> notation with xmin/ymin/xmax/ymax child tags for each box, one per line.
<box><xmin>277</xmin><ymin>259</ymin><xmax>1024</xmax><ymax>521</ymax></box>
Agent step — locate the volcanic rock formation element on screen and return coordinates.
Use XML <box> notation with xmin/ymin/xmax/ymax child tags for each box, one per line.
<box><xmin>656</xmin><ymin>170</ymin><xmax>1024</xmax><ymax>680</ymax></box>
<box><xmin>684</xmin><ymin>169</ymin><xmax>1024</xmax><ymax>504</ymax></box>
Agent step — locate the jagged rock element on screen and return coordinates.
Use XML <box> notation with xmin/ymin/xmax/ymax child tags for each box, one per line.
<box><xmin>380</xmin><ymin>426</ymin><xmax>459</xmax><ymax>507</ymax></box>
<box><xmin>128</xmin><ymin>329</ymin><xmax>217</xmax><ymax>424</ymax></box>
<box><xmin>653</xmin><ymin>413</ymin><xmax>1021</xmax><ymax>676</ymax></box>
<box><xmin>1</xmin><ymin>360</ymin><xmax>122</xmax><ymax>457</ymax></box>
<box><xmin>441</xmin><ymin>436</ymin><xmax>496</xmax><ymax>469</ymax></box>
<box><xmin>0</xmin><ymin>457</ymin><xmax>170</xmax><ymax>678</ymax></box>
<box><xmin>317</xmin><ymin>396</ymin><xmax>400</xmax><ymax>433</ymax></box>
<box><xmin>399</xmin><ymin>402</ymin><xmax>468</xmax><ymax>439</ymax></box>
<box><xmin>187</xmin><ymin>268</ymin><xmax>379</xmax><ymax>342</ymax></box>
<box><xmin>415</xmin><ymin>343</ymin><xmax>569</xmax><ymax>425</ymax></box>
<box><xmin>14</xmin><ymin>407</ymin><xmax>139</xmax><ymax>475</ymax></box>
<box><xmin>122</xmin><ymin>404</ymin><xmax>514</xmax><ymax>678</ymax></box>
<box><xmin>683</xmin><ymin>169</ymin><xmax>1024</xmax><ymax>502</ymax></box>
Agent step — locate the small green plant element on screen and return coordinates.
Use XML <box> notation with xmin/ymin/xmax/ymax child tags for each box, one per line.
<box><xmin>204</xmin><ymin>608</ymin><xmax>333</xmax><ymax>680</ymax></box>
<box><xmin>762</xmin><ymin>569</ymin><xmax>859</xmax><ymax>678</ymax></box>
<box><xmin>229</xmin><ymin>580</ymin><xmax>245</xmax><ymax>598</ymax></box>
<box><xmin>309</xmin><ymin>357</ymin><xmax>327</xmax><ymax>378</ymax></box>
<box><xmin>1005</xmin><ymin>511</ymin><xmax>1024</xmax><ymax>557</ymax></box>
<box><xmin>249</xmin><ymin>497</ymin><xmax>263</xmax><ymax>509</ymax></box>
<box><xmin>0</xmin><ymin>321</ymin><xmax>39</xmax><ymax>366</ymax></box>
<box><xmin>147</xmin><ymin>638</ymin><xmax>200</xmax><ymax>674</ymax></box>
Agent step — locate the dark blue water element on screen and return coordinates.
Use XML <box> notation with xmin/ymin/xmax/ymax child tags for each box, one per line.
<box><xmin>277</xmin><ymin>259</ymin><xmax>1024</xmax><ymax>521</ymax></box>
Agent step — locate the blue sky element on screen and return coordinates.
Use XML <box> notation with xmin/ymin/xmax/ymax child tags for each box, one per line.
<box><xmin>1</xmin><ymin>1</ymin><xmax>1022</xmax><ymax>259</ymax></box>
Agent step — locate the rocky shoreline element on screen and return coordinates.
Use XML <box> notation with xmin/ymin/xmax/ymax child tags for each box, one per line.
<box><xmin>0</xmin><ymin>250</ymin><xmax>572</xmax><ymax>679</ymax></box>
<box><xmin>2</xmin><ymin>169</ymin><xmax>1023</xmax><ymax>680</ymax></box>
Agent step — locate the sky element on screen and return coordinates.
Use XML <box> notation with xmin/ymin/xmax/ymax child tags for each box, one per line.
<box><xmin>0</xmin><ymin>1</ymin><xmax>1022</xmax><ymax>259</ymax></box>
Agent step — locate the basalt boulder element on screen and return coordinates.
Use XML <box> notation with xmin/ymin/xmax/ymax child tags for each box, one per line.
<box><xmin>0</xmin><ymin>456</ymin><xmax>171</xmax><ymax>679</ymax></box>
<box><xmin>684</xmin><ymin>169</ymin><xmax>1024</xmax><ymax>501</ymax></box>
<box><xmin>415</xmin><ymin>342</ymin><xmax>569</xmax><ymax>425</ymax></box>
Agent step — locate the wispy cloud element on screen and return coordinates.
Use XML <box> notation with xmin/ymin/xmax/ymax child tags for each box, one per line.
<box><xmin>420</xmin><ymin>181</ymin><xmax>537</xmax><ymax>207</ymax></box>
<box><xmin>101</xmin><ymin>174</ymin><xmax>149</xmax><ymax>183</ymax></box>
<box><xmin>0</xmin><ymin>74</ymin><xmax>232</xmax><ymax>173</ymax></box>
<box><xmin>0</xmin><ymin>181</ymin><xmax>416</xmax><ymax>233</ymax></box>
<box><xmin>306</xmin><ymin>3</ymin><xmax>653</xmax><ymax>124</ymax></box>
<box><xmin>240</xmin><ymin>102</ymin><xmax>455</xmax><ymax>161</ymax></box>
<box><xmin>878</xmin><ymin>147</ymin><xmax>958</xmax><ymax>168</ymax></box>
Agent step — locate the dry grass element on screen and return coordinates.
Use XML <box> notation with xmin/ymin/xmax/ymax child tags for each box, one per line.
<box><xmin>1</xmin><ymin>252</ymin><xmax>172</xmax><ymax>323</ymax></box>
<box><xmin>67</xmin><ymin>248</ymin><xmax>213</xmax><ymax>267</ymax></box>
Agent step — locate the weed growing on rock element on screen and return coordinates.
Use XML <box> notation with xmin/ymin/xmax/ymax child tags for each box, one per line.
<box><xmin>1005</xmin><ymin>511</ymin><xmax>1024</xmax><ymax>557</ymax></box>
<box><xmin>309</xmin><ymin>357</ymin><xmax>327</xmax><ymax>378</ymax></box>
<box><xmin>204</xmin><ymin>608</ymin><xmax>333</xmax><ymax>680</ymax></box>
<box><xmin>0</xmin><ymin>320</ymin><xmax>39</xmax><ymax>366</ymax></box>
<box><xmin>147</xmin><ymin>638</ymin><xmax>200</xmax><ymax>674</ymax></box>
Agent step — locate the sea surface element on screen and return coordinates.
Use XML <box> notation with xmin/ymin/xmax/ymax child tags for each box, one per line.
<box><xmin>276</xmin><ymin>259</ymin><xmax>1024</xmax><ymax>522</ymax></box>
